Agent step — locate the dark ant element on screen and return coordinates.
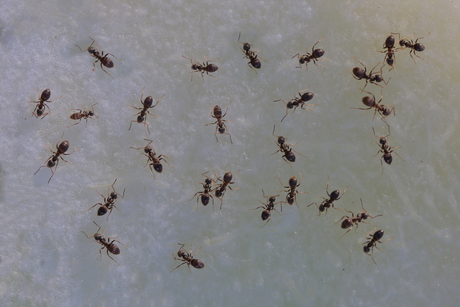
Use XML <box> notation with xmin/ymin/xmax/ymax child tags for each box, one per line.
<box><xmin>82</xmin><ymin>221</ymin><xmax>126</xmax><ymax>265</ymax></box>
<box><xmin>238</xmin><ymin>32</ymin><xmax>267</xmax><ymax>73</ymax></box>
<box><xmin>372</xmin><ymin>123</ymin><xmax>404</xmax><ymax>173</ymax></box>
<box><xmin>363</xmin><ymin>228</ymin><xmax>394</xmax><ymax>265</ymax></box>
<box><xmin>68</xmin><ymin>102</ymin><xmax>99</xmax><ymax>127</ymax></box>
<box><xmin>206</xmin><ymin>103</ymin><xmax>234</xmax><ymax>144</ymax></box>
<box><xmin>190</xmin><ymin>171</ymin><xmax>215</xmax><ymax>212</ymax></box>
<box><xmin>129</xmin><ymin>88</ymin><xmax>164</xmax><ymax>134</ymax></box>
<box><xmin>171</xmin><ymin>243</ymin><xmax>204</xmax><ymax>273</ymax></box>
<box><xmin>275</xmin><ymin>88</ymin><xmax>316</xmax><ymax>122</ymax></box>
<box><xmin>292</xmin><ymin>37</ymin><xmax>327</xmax><ymax>70</ymax></box>
<box><xmin>351</xmin><ymin>58</ymin><xmax>389</xmax><ymax>92</ymax></box>
<box><xmin>182</xmin><ymin>55</ymin><xmax>219</xmax><ymax>82</ymax></box>
<box><xmin>271</xmin><ymin>125</ymin><xmax>305</xmax><ymax>166</ymax></box>
<box><xmin>398</xmin><ymin>32</ymin><xmax>429</xmax><ymax>64</ymax></box>
<box><xmin>250</xmin><ymin>190</ymin><xmax>281</xmax><ymax>227</ymax></box>
<box><xmin>351</xmin><ymin>89</ymin><xmax>395</xmax><ymax>120</ymax></box>
<box><xmin>335</xmin><ymin>198</ymin><xmax>382</xmax><ymax>239</ymax></box>
<box><xmin>28</xmin><ymin>88</ymin><xmax>61</xmax><ymax>119</ymax></box>
<box><xmin>308</xmin><ymin>175</ymin><xmax>348</xmax><ymax>215</ymax></box>
<box><xmin>378</xmin><ymin>34</ymin><xmax>398</xmax><ymax>71</ymax></box>
<box><xmin>213</xmin><ymin>170</ymin><xmax>240</xmax><ymax>209</ymax></box>
<box><xmin>276</xmin><ymin>172</ymin><xmax>306</xmax><ymax>207</ymax></box>
<box><xmin>34</xmin><ymin>133</ymin><xmax>81</xmax><ymax>183</ymax></box>
<box><xmin>131</xmin><ymin>138</ymin><xmax>173</xmax><ymax>178</ymax></box>
<box><xmin>76</xmin><ymin>36</ymin><xmax>120</xmax><ymax>78</ymax></box>
<box><xmin>85</xmin><ymin>179</ymin><xmax>125</xmax><ymax>220</ymax></box>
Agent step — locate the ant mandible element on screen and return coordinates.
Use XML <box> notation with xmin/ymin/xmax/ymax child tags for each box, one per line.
<box><xmin>182</xmin><ymin>55</ymin><xmax>219</xmax><ymax>82</ymax></box>
<box><xmin>238</xmin><ymin>32</ymin><xmax>267</xmax><ymax>73</ymax></box>
<box><xmin>334</xmin><ymin>198</ymin><xmax>382</xmax><ymax>238</ymax></box>
<box><xmin>351</xmin><ymin>89</ymin><xmax>395</xmax><ymax>120</ymax></box>
<box><xmin>275</xmin><ymin>88</ymin><xmax>316</xmax><ymax>122</ymax></box>
<box><xmin>205</xmin><ymin>103</ymin><xmax>234</xmax><ymax>144</ymax></box>
<box><xmin>68</xmin><ymin>102</ymin><xmax>99</xmax><ymax>127</ymax></box>
<box><xmin>34</xmin><ymin>133</ymin><xmax>81</xmax><ymax>183</ymax></box>
<box><xmin>276</xmin><ymin>172</ymin><xmax>307</xmax><ymax>207</ymax></box>
<box><xmin>372</xmin><ymin>123</ymin><xmax>404</xmax><ymax>173</ymax></box>
<box><xmin>351</xmin><ymin>58</ymin><xmax>389</xmax><ymax>92</ymax></box>
<box><xmin>363</xmin><ymin>228</ymin><xmax>394</xmax><ymax>265</ymax></box>
<box><xmin>85</xmin><ymin>179</ymin><xmax>125</xmax><ymax>220</ymax></box>
<box><xmin>76</xmin><ymin>36</ymin><xmax>121</xmax><ymax>78</ymax></box>
<box><xmin>28</xmin><ymin>88</ymin><xmax>61</xmax><ymax>119</ymax></box>
<box><xmin>129</xmin><ymin>88</ymin><xmax>164</xmax><ymax>134</ymax></box>
<box><xmin>271</xmin><ymin>125</ymin><xmax>305</xmax><ymax>166</ymax></box>
<box><xmin>171</xmin><ymin>243</ymin><xmax>205</xmax><ymax>273</ymax></box>
<box><xmin>308</xmin><ymin>175</ymin><xmax>348</xmax><ymax>215</ymax></box>
<box><xmin>189</xmin><ymin>171</ymin><xmax>215</xmax><ymax>212</ymax></box>
<box><xmin>292</xmin><ymin>36</ymin><xmax>327</xmax><ymax>70</ymax></box>
<box><xmin>131</xmin><ymin>138</ymin><xmax>173</xmax><ymax>178</ymax></box>
<box><xmin>250</xmin><ymin>190</ymin><xmax>281</xmax><ymax>227</ymax></box>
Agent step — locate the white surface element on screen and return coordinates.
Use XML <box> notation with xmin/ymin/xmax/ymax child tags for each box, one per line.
<box><xmin>1</xmin><ymin>0</ymin><xmax>460</xmax><ymax>306</ymax></box>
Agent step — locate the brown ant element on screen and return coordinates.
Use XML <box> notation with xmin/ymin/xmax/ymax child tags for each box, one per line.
<box><xmin>76</xmin><ymin>36</ymin><xmax>120</xmax><ymax>78</ymax></box>
<box><xmin>182</xmin><ymin>55</ymin><xmax>219</xmax><ymax>82</ymax></box>
<box><xmin>34</xmin><ymin>133</ymin><xmax>81</xmax><ymax>183</ymax></box>
<box><xmin>206</xmin><ymin>103</ymin><xmax>234</xmax><ymax>144</ymax></box>
<box><xmin>275</xmin><ymin>88</ymin><xmax>316</xmax><ymax>122</ymax></box>
<box><xmin>276</xmin><ymin>172</ymin><xmax>306</xmax><ymax>207</ymax></box>
<box><xmin>190</xmin><ymin>171</ymin><xmax>215</xmax><ymax>211</ymax></box>
<box><xmin>171</xmin><ymin>243</ymin><xmax>204</xmax><ymax>273</ymax></box>
<box><xmin>271</xmin><ymin>125</ymin><xmax>305</xmax><ymax>166</ymax></box>
<box><xmin>351</xmin><ymin>89</ymin><xmax>395</xmax><ymax>120</ymax></box>
<box><xmin>378</xmin><ymin>34</ymin><xmax>398</xmax><ymax>71</ymax></box>
<box><xmin>308</xmin><ymin>175</ymin><xmax>348</xmax><ymax>215</ymax></box>
<box><xmin>398</xmin><ymin>32</ymin><xmax>429</xmax><ymax>64</ymax></box>
<box><xmin>131</xmin><ymin>138</ymin><xmax>173</xmax><ymax>178</ymax></box>
<box><xmin>82</xmin><ymin>221</ymin><xmax>126</xmax><ymax>265</ymax></box>
<box><xmin>213</xmin><ymin>170</ymin><xmax>240</xmax><ymax>209</ymax></box>
<box><xmin>68</xmin><ymin>102</ymin><xmax>99</xmax><ymax>127</ymax></box>
<box><xmin>351</xmin><ymin>58</ymin><xmax>389</xmax><ymax>92</ymax></box>
<box><xmin>335</xmin><ymin>198</ymin><xmax>382</xmax><ymax>238</ymax></box>
<box><xmin>28</xmin><ymin>88</ymin><xmax>61</xmax><ymax>119</ymax></box>
<box><xmin>372</xmin><ymin>123</ymin><xmax>404</xmax><ymax>173</ymax></box>
<box><xmin>250</xmin><ymin>190</ymin><xmax>281</xmax><ymax>227</ymax></box>
<box><xmin>292</xmin><ymin>37</ymin><xmax>327</xmax><ymax>70</ymax></box>
<box><xmin>363</xmin><ymin>228</ymin><xmax>394</xmax><ymax>265</ymax></box>
<box><xmin>238</xmin><ymin>32</ymin><xmax>267</xmax><ymax>73</ymax></box>
<box><xmin>129</xmin><ymin>88</ymin><xmax>164</xmax><ymax>134</ymax></box>
<box><xmin>85</xmin><ymin>179</ymin><xmax>125</xmax><ymax>220</ymax></box>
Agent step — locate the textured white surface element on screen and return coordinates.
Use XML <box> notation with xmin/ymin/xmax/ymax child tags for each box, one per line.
<box><xmin>1</xmin><ymin>0</ymin><xmax>460</xmax><ymax>306</ymax></box>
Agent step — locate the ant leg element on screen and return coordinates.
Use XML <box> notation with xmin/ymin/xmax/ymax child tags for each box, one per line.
<box><xmin>339</xmin><ymin>228</ymin><xmax>351</xmax><ymax>239</ymax></box>
<box><xmin>83</xmin><ymin>202</ymin><xmax>103</xmax><ymax>213</ymax></box>
<box><xmin>170</xmin><ymin>261</ymin><xmax>186</xmax><ymax>273</ymax></box>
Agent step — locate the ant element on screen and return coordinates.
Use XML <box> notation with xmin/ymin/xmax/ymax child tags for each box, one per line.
<box><xmin>28</xmin><ymin>88</ymin><xmax>61</xmax><ymax>119</ymax></box>
<box><xmin>250</xmin><ymin>190</ymin><xmax>281</xmax><ymax>227</ymax></box>
<box><xmin>190</xmin><ymin>171</ymin><xmax>215</xmax><ymax>211</ymax></box>
<box><xmin>129</xmin><ymin>88</ymin><xmax>164</xmax><ymax>134</ymax></box>
<box><xmin>76</xmin><ymin>36</ymin><xmax>120</xmax><ymax>78</ymax></box>
<box><xmin>271</xmin><ymin>125</ymin><xmax>305</xmax><ymax>166</ymax></box>
<box><xmin>206</xmin><ymin>103</ymin><xmax>234</xmax><ymax>144</ymax></box>
<box><xmin>363</xmin><ymin>228</ymin><xmax>394</xmax><ymax>265</ymax></box>
<box><xmin>372</xmin><ymin>123</ymin><xmax>404</xmax><ymax>173</ymax></box>
<box><xmin>276</xmin><ymin>172</ymin><xmax>306</xmax><ymax>207</ymax></box>
<box><xmin>308</xmin><ymin>175</ymin><xmax>348</xmax><ymax>215</ymax></box>
<box><xmin>351</xmin><ymin>89</ymin><xmax>395</xmax><ymax>120</ymax></box>
<box><xmin>351</xmin><ymin>58</ymin><xmax>389</xmax><ymax>92</ymax></box>
<box><xmin>85</xmin><ymin>179</ymin><xmax>125</xmax><ymax>220</ymax></box>
<box><xmin>378</xmin><ymin>34</ymin><xmax>399</xmax><ymax>71</ymax></box>
<box><xmin>82</xmin><ymin>221</ymin><xmax>126</xmax><ymax>265</ymax></box>
<box><xmin>213</xmin><ymin>170</ymin><xmax>240</xmax><ymax>209</ymax></box>
<box><xmin>171</xmin><ymin>243</ymin><xmax>204</xmax><ymax>273</ymax></box>
<box><xmin>275</xmin><ymin>88</ymin><xmax>316</xmax><ymax>122</ymax></box>
<box><xmin>182</xmin><ymin>55</ymin><xmax>219</xmax><ymax>82</ymax></box>
<box><xmin>398</xmin><ymin>32</ymin><xmax>429</xmax><ymax>64</ymax></box>
<box><xmin>335</xmin><ymin>198</ymin><xmax>382</xmax><ymax>239</ymax></box>
<box><xmin>131</xmin><ymin>138</ymin><xmax>173</xmax><ymax>178</ymax></box>
<box><xmin>68</xmin><ymin>102</ymin><xmax>99</xmax><ymax>127</ymax></box>
<box><xmin>238</xmin><ymin>32</ymin><xmax>267</xmax><ymax>73</ymax></box>
<box><xmin>292</xmin><ymin>37</ymin><xmax>327</xmax><ymax>70</ymax></box>
<box><xmin>34</xmin><ymin>133</ymin><xmax>81</xmax><ymax>183</ymax></box>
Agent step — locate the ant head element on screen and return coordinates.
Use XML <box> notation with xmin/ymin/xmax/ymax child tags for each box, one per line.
<box><xmin>143</xmin><ymin>96</ymin><xmax>153</xmax><ymax>108</ymax></box>
<box><xmin>361</xmin><ymin>213</ymin><xmax>369</xmax><ymax>220</ymax></box>
<box><xmin>268</xmin><ymin>196</ymin><xmax>276</xmax><ymax>203</ymax></box>
<box><xmin>313</xmin><ymin>49</ymin><xmax>325</xmax><ymax>58</ymax></box>
<box><xmin>110</xmin><ymin>192</ymin><xmax>118</xmax><ymax>199</ymax></box>
<box><xmin>223</xmin><ymin>172</ymin><xmax>233</xmax><ymax>183</ymax></box>
<box><xmin>379</xmin><ymin>138</ymin><xmax>387</xmax><ymax>145</ymax></box>
<box><xmin>47</xmin><ymin>160</ymin><xmax>56</xmax><ymax>168</ymax></box>
<box><xmin>97</xmin><ymin>206</ymin><xmax>108</xmax><ymax>216</ymax></box>
<box><xmin>301</xmin><ymin>92</ymin><xmax>314</xmax><ymax>102</ymax></box>
<box><xmin>285</xmin><ymin>151</ymin><xmax>296</xmax><ymax>162</ymax></box>
<box><xmin>399</xmin><ymin>39</ymin><xmax>407</xmax><ymax>47</ymax></box>
<box><xmin>299</xmin><ymin>58</ymin><xmax>305</xmax><ymax>65</ymax></box>
<box><xmin>37</xmin><ymin>109</ymin><xmax>44</xmax><ymax>116</ymax></box>
<box><xmin>330</xmin><ymin>190</ymin><xmax>340</xmax><ymax>200</ymax></box>
<box><xmin>204</xmin><ymin>178</ymin><xmax>212</xmax><ymax>185</ymax></box>
<box><xmin>319</xmin><ymin>204</ymin><xmax>325</xmax><ymax>212</ymax></box>
<box><xmin>137</xmin><ymin>115</ymin><xmax>145</xmax><ymax>123</ymax></box>
<box><xmin>363</xmin><ymin>245</ymin><xmax>371</xmax><ymax>254</ymax></box>
<box><xmin>288</xmin><ymin>176</ymin><xmax>298</xmax><ymax>187</ymax></box>
<box><xmin>215</xmin><ymin>189</ymin><xmax>223</xmax><ymax>198</ymax></box>
<box><xmin>243</xmin><ymin>43</ymin><xmax>251</xmax><ymax>51</ymax></box>
<box><xmin>87</xmin><ymin>47</ymin><xmax>96</xmax><ymax>54</ymax></box>
<box><xmin>88</xmin><ymin>111</ymin><xmax>94</xmax><ymax>116</ymax></box>
<box><xmin>277</xmin><ymin>136</ymin><xmax>285</xmax><ymax>145</ymax></box>
<box><xmin>414</xmin><ymin>43</ymin><xmax>425</xmax><ymax>52</ymax></box>
<box><xmin>144</xmin><ymin>145</ymin><xmax>153</xmax><ymax>154</ymax></box>
<box><xmin>177</xmin><ymin>249</ymin><xmax>186</xmax><ymax>258</ymax></box>
<box><xmin>362</xmin><ymin>96</ymin><xmax>375</xmax><ymax>107</ymax></box>
<box><xmin>154</xmin><ymin>162</ymin><xmax>163</xmax><ymax>173</ymax></box>
<box><xmin>191</xmin><ymin>64</ymin><xmax>199</xmax><ymax>70</ymax></box>
<box><xmin>94</xmin><ymin>233</ymin><xmax>104</xmax><ymax>241</ymax></box>
<box><xmin>261</xmin><ymin>209</ymin><xmax>271</xmax><ymax>221</ymax></box>
<box><xmin>374</xmin><ymin>75</ymin><xmax>383</xmax><ymax>83</ymax></box>
<box><xmin>382</xmin><ymin>108</ymin><xmax>391</xmax><ymax>116</ymax></box>
<box><xmin>286</xmin><ymin>101</ymin><xmax>294</xmax><ymax>109</ymax></box>
<box><xmin>218</xmin><ymin>126</ymin><xmax>226</xmax><ymax>134</ymax></box>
